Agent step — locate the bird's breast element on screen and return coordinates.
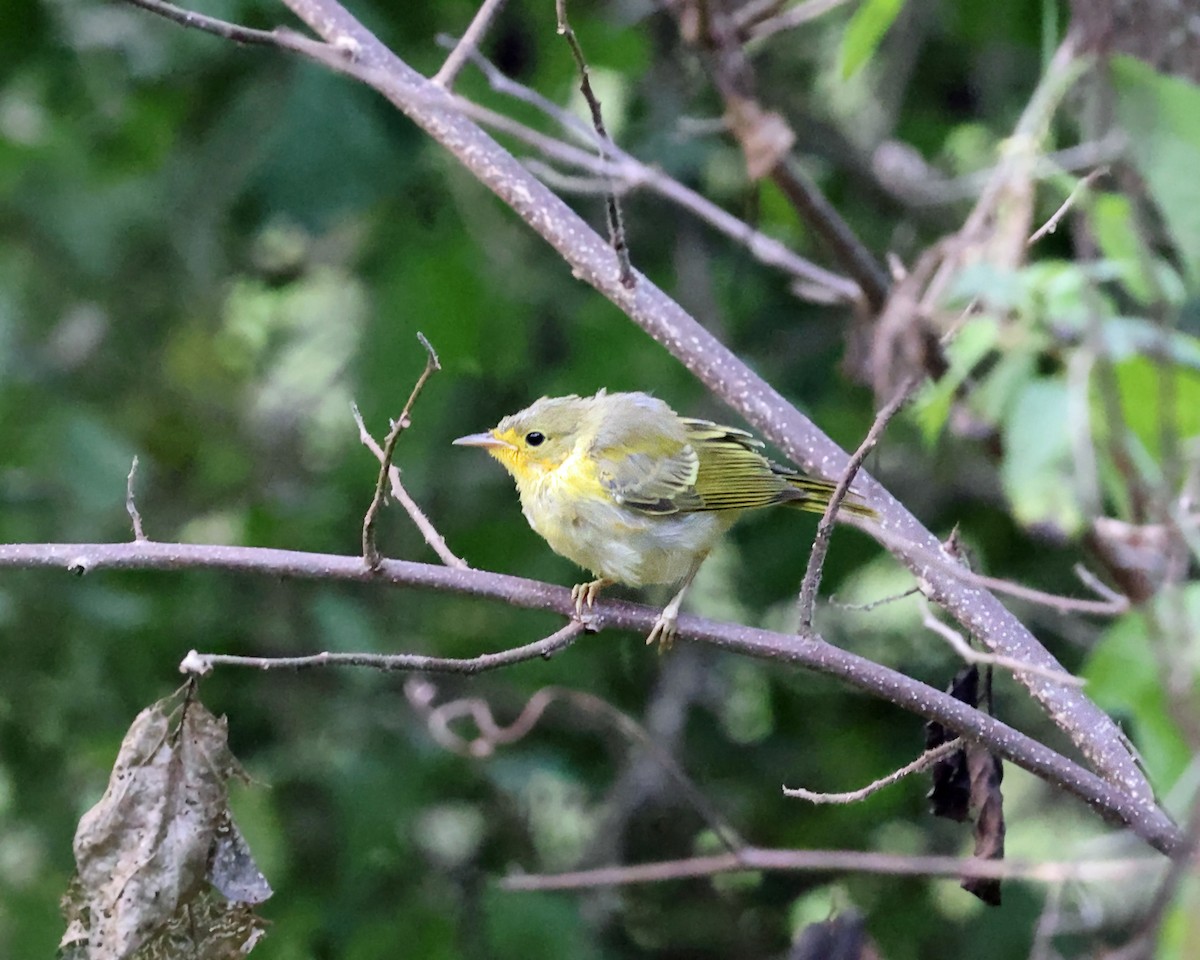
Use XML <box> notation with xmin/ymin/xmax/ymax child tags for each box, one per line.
<box><xmin>517</xmin><ymin>460</ymin><xmax>727</xmax><ymax>587</ymax></box>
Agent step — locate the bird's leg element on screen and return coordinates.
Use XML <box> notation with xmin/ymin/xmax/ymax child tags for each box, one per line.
<box><xmin>646</xmin><ymin>553</ymin><xmax>708</xmax><ymax>649</ymax></box>
<box><xmin>571</xmin><ymin>578</ymin><xmax>613</xmax><ymax>620</ymax></box>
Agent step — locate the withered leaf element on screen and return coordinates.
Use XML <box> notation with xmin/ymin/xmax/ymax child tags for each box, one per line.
<box><xmin>925</xmin><ymin>666</ymin><xmax>979</xmax><ymax>822</ymax></box>
<box><xmin>961</xmin><ymin>746</ymin><xmax>1005</xmax><ymax>906</ymax></box>
<box><xmin>61</xmin><ymin>693</ymin><xmax>270</xmax><ymax>958</ymax></box>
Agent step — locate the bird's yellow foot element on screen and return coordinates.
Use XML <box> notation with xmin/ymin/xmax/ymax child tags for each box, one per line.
<box><xmin>570</xmin><ymin>578</ymin><xmax>612</xmax><ymax>622</ymax></box>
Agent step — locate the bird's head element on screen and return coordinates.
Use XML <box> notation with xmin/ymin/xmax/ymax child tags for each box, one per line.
<box><xmin>454</xmin><ymin>394</ymin><xmax>593</xmax><ymax>486</ymax></box>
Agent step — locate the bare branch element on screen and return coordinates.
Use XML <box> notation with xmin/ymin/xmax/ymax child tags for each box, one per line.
<box><xmin>675</xmin><ymin>4</ymin><xmax>891</xmax><ymax>309</ymax></box>
<box><xmin>125</xmin><ymin>456</ymin><xmax>147</xmax><ymax>542</ymax></box>
<box><xmin>1105</xmin><ymin>795</ymin><xmax>1200</xmax><ymax>960</ymax></box>
<box><xmin>920</xmin><ymin>602</ymin><xmax>1084</xmax><ymax>686</ymax></box>
<box><xmin>784</xmin><ymin>738</ymin><xmax>965</xmax><ymax>804</ymax></box>
<box><xmin>501</xmin><ymin>846</ymin><xmax>1162</xmax><ymax>891</ymax></box>
<box><xmin>182</xmin><ymin>620</ymin><xmax>584</xmax><ymax>677</ymax></box>
<box><xmin>828</xmin><ymin>586</ymin><xmax>921</xmax><ymax>611</ymax></box>
<box><xmin>431</xmin><ymin>0</ymin><xmax>509</xmax><ymax>89</ymax></box>
<box><xmin>0</xmin><ymin>538</ymin><xmax>1180</xmax><ymax>854</ymax></box>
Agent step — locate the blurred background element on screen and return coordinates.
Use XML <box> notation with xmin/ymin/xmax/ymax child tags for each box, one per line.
<box><xmin>2</xmin><ymin>0</ymin><xmax>1198</xmax><ymax>957</ymax></box>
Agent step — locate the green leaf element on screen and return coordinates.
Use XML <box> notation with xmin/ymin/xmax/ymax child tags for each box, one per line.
<box><xmin>1000</xmin><ymin>377</ymin><xmax>1083</xmax><ymax>534</ymax></box>
<box><xmin>1111</xmin><ymin>56</ymin><xmax>1200</xmax><ymax>283</ymax></box>
<box><xmin>839</xmin><ymin>0</ymin><xmax>905</xmax><ymax>79</ymax></box>
<box><xmin>1089</xmin><ymin>192</ymin><xmax>1158</xmax><ymax>303</ymax></box>
<box><xmin>1082</xmin><ymin>589</ymin><xmax>1198</xmax><ymax>790</ymax></box>
<box><xmin>1105</xmin><ymin>355</ymin><xmax>1200</xmax><ymax>462</ymax></box>
<box><xmin>910</xmin><ymin>315</ymin><xmax>1000</xmax><ymax>443</ymax></box>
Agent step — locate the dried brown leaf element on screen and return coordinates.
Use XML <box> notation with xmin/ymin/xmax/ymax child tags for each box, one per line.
<box><xmin>962</xmin><ymin>745</ymin><xmax>1006</xmax><ymax>905</ymax></box>
<box><xmin>61</xmin><ymin>693</ymin><xmax>270</xmax><ymax>958</ymax></box>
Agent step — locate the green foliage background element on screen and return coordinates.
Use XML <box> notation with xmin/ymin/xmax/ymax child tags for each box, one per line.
<box><xmin>2</xmin><ymin>1</ymin><xmax>1197</xmax><ymax>957</ymax></box>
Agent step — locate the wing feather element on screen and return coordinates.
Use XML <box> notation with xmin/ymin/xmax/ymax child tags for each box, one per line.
<box><xmin>590</xmin><ymin>395</ymin><xmax>702</xmax><ymax>513</ymax></box>
<box><xmin>591</xmin><ymin>406</ymin><xmax>870</xmax><ymax>518</ymax></box>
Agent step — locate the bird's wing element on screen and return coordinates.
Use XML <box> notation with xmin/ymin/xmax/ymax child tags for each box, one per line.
<box><xmin>589</xmin><ymin>401</ymin><xmax>703</xmax><ymax>514</ymax></box>
<box><xmin>681</xmin><ymin>419</ymin><xmax>797</xmax><ymax>512</ymax></box>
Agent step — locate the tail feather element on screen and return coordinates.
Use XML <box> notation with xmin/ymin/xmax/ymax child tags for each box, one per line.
<box><xmin>780</xmin><ymin>475</ymin><xmax>878</xmax><ymax>519</ymax></box>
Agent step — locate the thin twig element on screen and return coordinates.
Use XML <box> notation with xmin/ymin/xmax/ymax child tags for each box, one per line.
<box><xmin>360</xmin><ymin>334</ymin><xmax>453</xmax><ymax>568</ymax></box>
<box><xmin>180</xmin><ymin>620</ymin><xmax>584</xmax><ymax>676</ymax></box>
<box><xmin>125</xmin><ymin>456</ymin><xmax>147</xmax><ymax>542</ymax></box>
<box><xmin>522</xmin><ymin>158</ymin><xmax>627</xmax><ymax>196</ymax></box>
<box><xmin>961</xmin><ymin>564</ymin><xmax>1128</xmax><ymax>617</ymax></box>
<box><xmin>784</xmin><ymin>738</ymin><xmax>964</xmax><ymax>803</ymax></box>
<box><xmin>828</xmin><ymin>586</ymin><xmax>921</xmax><ymax>611</ymax></box>
<box><xmin>1027</xmin><ymin>166</ymin><xmax>1108</xmax><ymax>246</ymax></box>
<box><xmin>798</xmin><ymin>380</ymin><xmax>914</xmax><ymax>629</ymax></box>
<box><xmin>431</xmin><ymin>0</ymin><xmax>509</xmax><ymax>88</ymax></box>
<box><xmin>920</xmin><ymin>602</ymin><xmax>1084</xmax><ymax>686</ymax></box>
<box><xmin>907</xmin><ymin>136</ymin><xmax>1124</xmax><ymax>207</ymax></box>
<box><xmin>867</xmin><ymin>526</ymin><xmax>1131</xmax><ymax>617</ymax></box>
<box><xmin>554</xmin><ymin>0</ymin><xmax>635</xmax><ymax>287</ymax></box>
<box><xmin>353</xmin><ymin>403</ymin><xmax>467</xmax><ymax>569</ymax></box>
<box><xmin>123</xmin><ymin>0</ymin><xmax>308</xmax><ymax>45</ymax></box>
<box><xmin>1073</xmin><ymin>563</ymin><xmax>1127</xmax><ymax>605</ymax></box>
<box><xmin>500</xmin><ymin>846</ymin><xmax>1161</xmax><ymax>891</ymax></box>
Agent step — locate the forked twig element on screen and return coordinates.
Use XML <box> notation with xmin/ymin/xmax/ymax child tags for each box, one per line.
<box><xmin>180</xmin><ymin>620</ymin><xmax>583</xmax><ymax>676</ymax></box>
<box><xmin>920</xmin><ymin>602</ymin><xmax>1084</xmax><ymax>687</ymax></box>
<box><xmin>359</xmin><ymin>334</ymin><xmax>465</xmax><ymax>569</ymax></box>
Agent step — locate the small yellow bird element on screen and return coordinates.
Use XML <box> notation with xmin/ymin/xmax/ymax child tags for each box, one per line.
<box><xmin>454</xmin><ymin>390</ymin><xmax>876</xmax><ymax>645</ymax></box>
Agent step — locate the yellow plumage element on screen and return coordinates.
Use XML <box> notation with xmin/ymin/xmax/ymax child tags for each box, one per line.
<box><xmin>455</xmin><ymin>391</ymin><xmax>875</xmax><ymax>644</ymax></box>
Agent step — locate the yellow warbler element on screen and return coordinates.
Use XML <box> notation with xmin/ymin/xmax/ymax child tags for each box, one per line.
<box><xmin>454</xmin><ymin>390</ymin><xmax>876</xmax><ymax>645</ymax></box>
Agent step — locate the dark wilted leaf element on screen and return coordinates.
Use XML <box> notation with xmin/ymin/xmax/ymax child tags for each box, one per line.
<box><xmin>925</xmin><ymin>666</ymin><xmax>979</xmax><ymax>822</ymax></box>
<box><xmin>961</xmin><ymin>746</ymin><xmax>1006</xmax><ymax>906</ymax></box>
<box><xmin>60</xmin><ymin>692</ymin><xmax>270</xmax><ymax>958</ymax></box>
<box><xmin>790</xmin><ymin>910</ymin><xmax>881</xmax><ymax>960</ymax></box>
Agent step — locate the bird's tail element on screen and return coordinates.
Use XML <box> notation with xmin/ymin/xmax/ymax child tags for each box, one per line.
<box><xmin>780</xmin><ymin>475</ymin><xmax>878</xmax><ymax>520</ymax></box>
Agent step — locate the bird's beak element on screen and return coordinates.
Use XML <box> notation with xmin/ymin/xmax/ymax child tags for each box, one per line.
<box><xmin>453</xmin><ymin>431</ymin><xmax>515</xmax><ymax>450</ymax></box>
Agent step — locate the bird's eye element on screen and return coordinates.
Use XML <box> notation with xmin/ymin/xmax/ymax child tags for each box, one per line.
<box><xmin>525</xmin><ymin>431</ymin><xmax>546</xmax><ymax>447</ymax></box>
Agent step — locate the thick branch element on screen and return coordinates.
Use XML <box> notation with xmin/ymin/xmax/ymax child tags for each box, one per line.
<box><xmin>0</xmin><ymin>539</ymin><xmax>1180</xmax><ymax>854</ymax></box>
